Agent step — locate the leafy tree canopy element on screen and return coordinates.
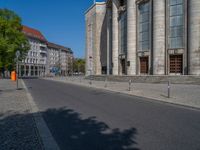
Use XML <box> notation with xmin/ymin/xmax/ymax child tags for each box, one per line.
<box><xmin>0</xmin><ymin>8</ymin><xmax>30</xmax><ymax>72</ymax></box>
<box><xmin>73</xmin><ymin>58</ymin><xmax>85</xmax><ymax>74</ymax></box>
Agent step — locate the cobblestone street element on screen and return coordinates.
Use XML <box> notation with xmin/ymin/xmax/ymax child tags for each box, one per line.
<box><xmin>0</xmin><ymin>79</ymin><xmax>43</xmax><ymax>150</ymax></box>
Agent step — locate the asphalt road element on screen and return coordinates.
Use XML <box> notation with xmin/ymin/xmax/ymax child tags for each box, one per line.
<box><xmin>24</xmin><ymin>79</ymin><xmax>200</xmax><ymax>150</ymax></box>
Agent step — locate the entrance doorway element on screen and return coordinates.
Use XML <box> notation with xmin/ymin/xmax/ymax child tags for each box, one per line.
<box><xmin>169</xmin><ymin>55</ymin><xmax>183</xmax><ymax>74</ymax></box>
<box><xmin>140</xmin><ymin>57</ymin><xmax>149</xmax><ymax>74</ymax></box>
<box><xmin>120</xmin><ymin>59</ymin><xmax>126</xmax><ymax>75</ymax></box>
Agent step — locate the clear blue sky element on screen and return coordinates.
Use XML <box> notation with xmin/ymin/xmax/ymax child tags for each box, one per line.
<box><xmin>0</xmin><ymin>0</ymin><xmax>104</xmax><ymax>58</ymax></box>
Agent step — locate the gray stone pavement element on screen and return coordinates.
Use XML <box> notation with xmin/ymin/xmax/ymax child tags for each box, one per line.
<box><xmin>45</xmin><ymin>76</ymin><xmax>200</xmax><ymax>109</ymax></box>
<box><xmin>0</xmin><ymin>79</ymin><xmax>44</xmax><ymax>150</ymax></box>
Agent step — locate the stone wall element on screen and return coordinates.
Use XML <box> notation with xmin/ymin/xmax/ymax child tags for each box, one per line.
<box><xmin>85</xmin><ymin>2</ymin><xmax>106</xmax><ymax>75</ymax></box>
<box><xmin>86</xmin><ymin>75</ymin><xmax>200</xmax><ymax>84</ymax></box>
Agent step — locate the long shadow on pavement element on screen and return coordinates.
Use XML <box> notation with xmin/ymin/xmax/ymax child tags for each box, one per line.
<box><xmin>0</xmin><ymin>111</ymin><xmax>43</xmax><ymax>150</ymax></box>
<box><xmin>0</xmin><ymin>108</ymin><xmax>139</xmax><ymax>150</ymax></box>
<box><xmin>42</xmin><ymin>107</ymin><xmax>139</xmax><ymax>150</ymax></box>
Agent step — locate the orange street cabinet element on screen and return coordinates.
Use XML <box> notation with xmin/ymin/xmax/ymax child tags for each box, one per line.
<box><xmin>11</xmin><ymin>71</ymin><xmax>16</xmax><ymax>81</ymax></box>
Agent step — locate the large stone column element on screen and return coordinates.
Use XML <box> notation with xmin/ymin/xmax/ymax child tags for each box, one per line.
<box><xmin>127</xmin><ymin>0</ymin><xmax>137</xmax><ymax>75</ymax></box>
<box><xmin>39</xmin><ymin>66</ymin><xmax>41</xmax><ymax>77</ymax></box>
<box><xmin>33</xmin><ymin>65</ymin><xmax>36</xmax><ymax>76</ymax></box>
<box><xmin>153</xmin><ymin>0</ymin><xmax>165</xmax><ymax>75</ymax></box>
<box><xmin>112</xmin><ymin>0</ymin><xmax>119</xmax><ymax>75</ymax></box>
<box><xmin>107</xmin><ymin>8</ymin><xmax>111</xmax><ymax>75</ymax></box>
<box><xmin>96</xmin><ymin>4</ymin><xmax>106</xmax><ymax>75</ymax></box>
<box><xmin>189</xmin><ymin>0</ymin><xmax>200</xmax><ymax>75</ymax></box>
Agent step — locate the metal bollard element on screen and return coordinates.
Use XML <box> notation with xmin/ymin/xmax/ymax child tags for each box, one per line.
<box><xmin>128</xmin><ymin>80</ymin><xmax>132</xmax><ymax>91</ymax></box>
<box><xmin>89</xmin><ymin>77</ymin><xmax>92</xmax><ymax>85</ymax></box>
<box><xmin>168</xmin><ymin>81</ymin><xmax>170</xmax><ymax>98</ymax></box>
<box><xmin>104</xmin><ymin>78</ymin><xmax>108</xmax><ymax>88</ymax></box>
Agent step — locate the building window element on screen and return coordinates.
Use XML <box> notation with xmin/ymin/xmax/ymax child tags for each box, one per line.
<box><xmin>119</xmin><ymin>12</ymin><xmax>127</xmax><ymax>55</ymax></box>
<box><xmin>119</xmin><ymin>0</ymin><xmax>125</xmax><ymax>6</ymax></box>
<box><xmin>168</xmin><ymin>0</ymin><xmax>184</xmax><ymax>49</ymax></box>
<box><xmin>138</xmin><ymin>1</ymin><xmax>150</xmax><ymax>51</ymax></box>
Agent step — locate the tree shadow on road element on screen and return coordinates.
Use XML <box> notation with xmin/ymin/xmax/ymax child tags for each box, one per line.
<box><xmin>0</xmin><ymin>107</ymin><xmax>139</xmax><ymax>150</ymax></box>
<box><xmin>42</xmin><ymin>107</ymin><xmax>139</xmax><ymax>150</ymax></box>
<box><xmin>0</xmin><ymin>111</ymin><xmax>43</xmax><ymax>150</ymax></box>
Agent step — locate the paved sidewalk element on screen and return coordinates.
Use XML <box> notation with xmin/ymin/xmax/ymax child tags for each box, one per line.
<box><xmin>45</xmin><ymin>77</ymin><xmax>200</xmax><ymax>109</ymax></box>
<box><xmin>0</xmin><ymin>79</ymin><xmax>44</xmax><ymax>150</ymax></box>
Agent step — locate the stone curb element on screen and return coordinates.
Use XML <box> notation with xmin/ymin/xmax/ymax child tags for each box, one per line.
<box><xmin>21</xmin><ymin>80</ymin><xmax>60</xmax><ymax>150</ymax></box>
<box><xmin>44</xmin><ymin>78</ymin><xmax>200</xmax><ymax>111</ymax></box>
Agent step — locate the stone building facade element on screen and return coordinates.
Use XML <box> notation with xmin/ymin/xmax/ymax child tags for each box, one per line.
<box><xmin>47</xmin><ymin>42</ymin><xmax>73</xmax><ymax>76</ymax></box>
<box><xmin>20</xmin><ymin>25</ymin><xmax>73</xmax><ymax>77</ymax></box>
<box><xmin>85</xmin><ymin>2</ymin><xmax>107</xmax><ymax>75</ymax></box>
<box><xmin>85</xmin><ymin>0</ymin><xmax>200</xmax><ymax>76</ymax></box>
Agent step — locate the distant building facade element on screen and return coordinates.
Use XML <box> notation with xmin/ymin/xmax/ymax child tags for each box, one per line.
<box><xmin>85</xmin><ymin>0</ymin><xmax>200</xmax><ymax>76</ymax></box>
<box><xmin>47</xmin><ymin>42</ymin><xmax>73</xmax><ymax>76</ymax></box>
<box><xmin>20</xmin><ymin>26</ymin><xmax>48</xmax><ymax>77</ymax></box>
<box><xmin>20</xmin><ymin>25</ymin><xmax>73</xmax><ymax>77</ymax></box>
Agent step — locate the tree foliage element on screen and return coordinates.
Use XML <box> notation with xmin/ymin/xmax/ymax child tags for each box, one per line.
<box><xmin>0</xmin><ymin>9</ymin><xmax>30</xmax><ymax>73</ymax></box>
<box><xmin>73</xmin><ymin>58</ymin><xmax>85</xmax><ymax>74</ymax></box>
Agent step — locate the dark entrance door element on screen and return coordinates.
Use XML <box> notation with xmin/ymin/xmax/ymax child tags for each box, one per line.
<box><xmin>121</xmin><ymin>59</ymin><xmax>126</xmax><ymax>75</ymax></box>
<box><xmin>140</xmin><ymin>57</ymin><xmax>149</xmax><ymax>74</ymax></box>
<box><xmin>169</xmin><ymin>55</ymin><xmax>183</xmax><ymax>74</ymax></box>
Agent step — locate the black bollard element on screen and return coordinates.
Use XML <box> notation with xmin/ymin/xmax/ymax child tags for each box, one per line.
<box><xmin>168</xmin><ymin>81</ymin><xmax>170</xmax><ymax>98</ymax></box>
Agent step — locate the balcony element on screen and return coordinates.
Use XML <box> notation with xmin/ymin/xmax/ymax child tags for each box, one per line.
<box><xmin>39</xmin><ymin>58</ymin><xmax>46</xmax><ymax>65</ymax></box>
<box><xmin>40</xmin><ymin>50</ymin><xmax>47</xmax><ymax>54</ymax></box>
<box><xmin>40</xmin><ymin>44</ymin><xmax>47</xmax><ymax>48</ymax></box>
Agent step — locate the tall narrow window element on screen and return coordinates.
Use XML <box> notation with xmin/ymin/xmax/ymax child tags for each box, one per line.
<box><xmin>168</xmin><ymin>0</ymin><xmax>184</xmax><ymax>49</ymax></box>
<box><xmin>138</xmin><ymin>1</ymin><xmax>150</xmax><ymax>51</ymax></box>
<box><xmin>119</xmin><ymin>12</ymin><xmax>127</xmax><ymax>55</ymax></box>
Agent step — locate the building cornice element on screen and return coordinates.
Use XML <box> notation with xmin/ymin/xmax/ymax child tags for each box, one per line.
<box><xmin>85</xmin><ymin>2</ymin><xmax>106</xmax><ymax>14</ymax></box>
<box><xmin>47</xmin><ymin>42</ymin><xmax>71</xmax><ymax>52</ymax></box>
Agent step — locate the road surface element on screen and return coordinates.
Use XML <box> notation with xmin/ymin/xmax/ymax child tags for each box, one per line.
<box><xmin>24</xmin><ymin>79</ymin><xmax>200</xmax><ymax>150</ymax></box>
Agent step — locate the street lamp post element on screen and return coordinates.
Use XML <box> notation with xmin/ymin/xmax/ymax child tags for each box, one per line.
<box><xmin>15</xmin><ymin>50</ymin><xmax>20</xmax><ymax>90</ymax></box>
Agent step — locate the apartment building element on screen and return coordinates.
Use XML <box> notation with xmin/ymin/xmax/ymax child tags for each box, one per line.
<box><xmin>19</xmin><ymin>25</ymin><xmax>73</xmax><ymax>77</ymax></box>
<box><xmin>47</xmin><ymin>42</ymin><xmax>73</xmax><ymax>76</ymax></box>
<box><xmin>20</xmin><ymin>25</ymin><xmax>48</xmax><ymax>77</ymax></box>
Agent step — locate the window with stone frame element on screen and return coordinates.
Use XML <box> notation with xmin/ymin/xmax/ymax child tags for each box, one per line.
<box><xmin>168</xmin><ymin>0</ymin><xmax>184</xmax><ymax>49</ymax></box>
<box><xmin>119</xmin><ymin>12</ymin><xmax>127</xmax><ymax>55</ymax></box>
<box><xmin>138</xmin><ymin>1</ymin><xmax>150</xmax><ymax>51</ymax></box>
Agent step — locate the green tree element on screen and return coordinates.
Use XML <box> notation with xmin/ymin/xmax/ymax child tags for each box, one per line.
<box><xmin>0</xmin><ymin>9</ymin><xmax>30</xmax><ymax>77</ymax></box>
<box><xmin>73</xmin><ymin>58</ymin><xmax>85</xmax><ymax>74</ymax></box>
